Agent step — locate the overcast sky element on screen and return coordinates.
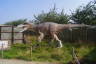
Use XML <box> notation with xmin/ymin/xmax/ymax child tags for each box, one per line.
<box><xmin>0</xmin><ymin>0</ymin><xmax>92</xmax><ymax>24</ymax></box>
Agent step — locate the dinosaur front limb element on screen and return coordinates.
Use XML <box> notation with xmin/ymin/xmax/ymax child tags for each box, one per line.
<box><xmin>38</xmin><ymin>31</ymin><xmax>44</xmax><ymax>42</ymax></box>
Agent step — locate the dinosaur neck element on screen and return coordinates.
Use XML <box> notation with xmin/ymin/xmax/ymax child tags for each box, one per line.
<box><xmin>27</xmin><ymin>24</ymin><xmax>37</xmax><ymax>32</ymax></box>
<box><xmin>32</xmin><ymin>24</ymin><xmax>38</xmax><ymax>31</ymax></box>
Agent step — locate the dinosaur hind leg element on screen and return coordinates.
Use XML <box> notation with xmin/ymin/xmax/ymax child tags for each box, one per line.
<box><xmin>53</xmin><ymin>34</ymin><xmax>63</xmax><ymax>48</ymax></box>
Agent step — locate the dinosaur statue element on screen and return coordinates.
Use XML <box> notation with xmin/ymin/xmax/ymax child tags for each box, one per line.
<box><xmin>16</xmin><ymin>22</ymin><xmax>89</xmax><ymax>48</ymax></box>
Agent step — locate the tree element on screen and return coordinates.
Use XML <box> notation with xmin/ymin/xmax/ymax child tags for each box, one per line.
<box><xmin>34</xmin><ymin>6</ymin><xmax>69</xmax><ymax>24</ymax></box>
<box><xmin>4</xmin><ymin>19</ymin><xmax>27</xmax><ymax>26</ymax></box>
<box><xmin>71</xmin><ymin>0</ymin><xmax>96</xmax><ymax>25</ymax></box>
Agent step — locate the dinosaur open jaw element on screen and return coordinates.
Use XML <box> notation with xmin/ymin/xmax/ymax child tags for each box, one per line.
<box><xmin>15</xmin><ymin>24</ymin><xmax>28</xmax><ymax>32</ymax></box>
<box><xmin>17</xmin><ymin>24</ymin><xmax>25</xmax><ymax>28</ymax></box>
<box><xmin>19</xmin><ymin>28</ymin><xmax>28</xmax><ymax>32</ymax></box>
<box><xmin>20</xmin><ymin>30</ymin><xmax>25</xmax><ymax>33</ymax></box>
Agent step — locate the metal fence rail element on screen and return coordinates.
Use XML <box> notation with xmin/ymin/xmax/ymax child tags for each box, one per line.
<box><xmin>0</xmin><ymin>25</ymin><xmax>24</xmax><ymax>44</ymax></box>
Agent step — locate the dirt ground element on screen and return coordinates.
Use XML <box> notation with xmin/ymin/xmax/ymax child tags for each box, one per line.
<box><xmin>0</xmin><ymin>59</ymin><xmax>60</xmax><ymax>64</ymax></box>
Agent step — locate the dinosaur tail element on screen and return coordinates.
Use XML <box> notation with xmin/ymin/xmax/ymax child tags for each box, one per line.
<box><xmin>69</xmin><ymin>24</ymin><xmax>89</xmax><ymax>28</ymax></box>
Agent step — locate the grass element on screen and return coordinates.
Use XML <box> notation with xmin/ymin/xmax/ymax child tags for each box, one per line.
<box><xmin>0</xmin><ymin>41</ymin><xmax>96</xmax><ymax>64</ymax></box>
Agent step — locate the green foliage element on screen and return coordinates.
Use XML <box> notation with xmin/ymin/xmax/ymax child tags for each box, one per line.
<box><xmin>34</xmin><ymin>6</ymin><xmax>69</xmax><ymax>24</ymax></box>
<box><xmin>71</xmin><ymin>1</ymin><xmax>96</xmax><ymax>25</ymax></box>
<box><xmin>4</xmin><ymin>19</ymin><xmax>27</xmax><ymax>26</ymax></box>
<box><xmin>0</xmin><ymin>42</ymin><xmax>96</xmax><ymax>64</ymax></box>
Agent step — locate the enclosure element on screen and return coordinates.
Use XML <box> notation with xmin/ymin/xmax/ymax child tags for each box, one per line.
<box><xmin>0</xmin><ymin>25</ymin><xmax>96</xmax><ymax>64</ymax></box>
<box><xmin>0</xmin><ymin>25</ymin><xmax>96</xmax><ymax>44</ymax></box>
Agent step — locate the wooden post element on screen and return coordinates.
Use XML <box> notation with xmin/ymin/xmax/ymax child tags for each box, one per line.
<box><xmin>72</xmin><ymin>47</ymin><xmax>80</xmax><ymax>64</ymax></box>
<box><xmin>22</xmin><ymin>33</ymin><xmax>26</xmax><ymax>44</ymax></box>
<box><xmin>11</xmin><ymin>26</ymin><xmax>14</xmax><ymax>44</ymax></box>
<box><xmin>1</xmin><ymin>44</ymin><xmax>4</xmax><ymax>58</ymax></box>
<box><xmin>0</xmin><ymin>26</ymin><xmax>1</xmax><ymax>40</ymax></box>
<box><xmin>30</xmin><ymin>45</ymin><xmax>32</xmax><ymax>59</ymax></box>
<box><xmin>86</xmin><ymin>28</ymin><xmax>88</xmax><ymax>42</ymax></box>
<box><xmin>70</xmin><ymin>30</ymin><xmax>73</xmax><ymax>42</ymax></box>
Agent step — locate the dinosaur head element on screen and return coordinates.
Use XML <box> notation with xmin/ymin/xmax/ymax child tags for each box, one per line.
<box><xmin>16</xmin><ymin>22</ymin><xmax>33</xmax><ymax>32</ymax></box>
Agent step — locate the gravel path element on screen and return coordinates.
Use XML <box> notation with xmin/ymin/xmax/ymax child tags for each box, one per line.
<box><xmin>0</xmin><ymin>59</ymin><xmax>59</xmax><ymax>64</ymax></box>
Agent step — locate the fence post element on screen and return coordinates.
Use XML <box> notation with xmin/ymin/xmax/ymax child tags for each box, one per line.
<box><xmin>86</xmin><ymin>28</ymin><xmax>88</xmax><ymax>42</ymax></box>
<box><xmin>22</xmin><ymin>33</ymin><xmax>26</xmax><ymax>44</ymax></box>
<box><xmin>0</xmin><ymin>26</ymin><xmax>1</xmax><ymax>40</ymax></box>
<box><xmin>1</xmin><ymin>44</ymin><xmax>4</xmax><ymax>58</ymax></box>
<box><xmin>72</xmin><ymin>47</ymin><xmax>80</xmax><ymax>64</ymax></box>
<box><xmin>70</xmin><ymin>30</ymin><xmax>73</xmax><ymax>42</ymax></box>
<box><xmin>11</xmin><ymin>26</ymin><xmax>14</xmax><ymax>44</ymax></box>
<box><xmin>30</xmin><ymin>46</ymin><xmax>32</xmax><ymax>59</ymax></box>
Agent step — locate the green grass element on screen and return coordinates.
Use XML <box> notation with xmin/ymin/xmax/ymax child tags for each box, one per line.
<box><xmin>0</xmin><ymin>41</ymin><xmax>96</xmax><ymax>64</ymax></box>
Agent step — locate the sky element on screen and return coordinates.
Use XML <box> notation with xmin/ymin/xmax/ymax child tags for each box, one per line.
<box><xmin>0</xmin><ymin>0</ymin><xmax>92</xmax><ymax>24</ymax></box>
